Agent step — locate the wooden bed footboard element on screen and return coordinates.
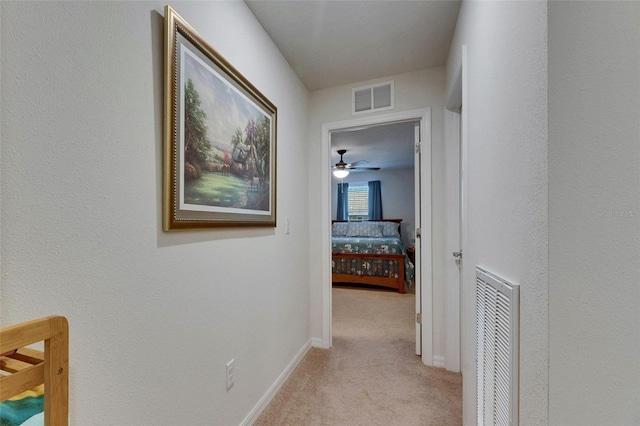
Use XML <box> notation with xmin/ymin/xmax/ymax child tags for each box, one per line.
<box><xmin>332</xmin><ymin>252</ymin><xmax>406</xmax><ymax>294</ymax></box>
<box><xmin>0</xmin><ymin>316</ymin><xmax>69</xmax><ymax>426</ymax></box>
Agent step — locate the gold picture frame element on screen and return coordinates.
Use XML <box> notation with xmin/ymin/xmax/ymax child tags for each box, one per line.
<box><xmin>163</xmin><ymin>6</ymin><xmax>277</xmax><ymax>230</ymax></box>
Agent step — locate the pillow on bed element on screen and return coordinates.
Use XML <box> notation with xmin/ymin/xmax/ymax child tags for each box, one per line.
<box><xmin>380</xmin><ymin>221</ymin><xmax>401</xmax><ymax>238</ymax></box>
<box><xmin>332</xmin><ymin>222</ymin><xmax>349</xmax><ymax>236</ymax></box>
<box><xmin>346</xmin><ymin>221</ymin><xmax>384</xmax><ymax>238</ymax></box>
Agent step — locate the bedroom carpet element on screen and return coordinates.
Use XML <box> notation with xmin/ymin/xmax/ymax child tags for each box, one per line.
<box><xmin>254</xmin><ymin>286</ymin><xmax>462</xmax><ymax>426</ymax></box>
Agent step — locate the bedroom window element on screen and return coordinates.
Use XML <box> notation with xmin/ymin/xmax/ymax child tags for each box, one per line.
<box><xmin>348</xmin><ymin>184</ymin><xmax>369</xmax><ymax>220</ymax></box>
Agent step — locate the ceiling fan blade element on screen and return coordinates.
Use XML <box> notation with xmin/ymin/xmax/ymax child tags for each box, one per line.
<box><xmin>349</xmin><ymin>166</ymin><xmax>380</xmax><ymax>171</ymax></box>
<box><xmin>332</xmin><ymin>150</ymin><xmax>379</xmax><ymax>172</ymax></box>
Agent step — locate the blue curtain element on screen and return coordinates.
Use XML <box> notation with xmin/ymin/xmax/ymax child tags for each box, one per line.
<box><xmin>336</xmin><ymin>182</ymin><xmax>349</xmax><ymax>220</ymax></box>
<box><xmin>368</xmin><ymin>180</ymin><xmax>383</xmax><ymax>220</ymax></box>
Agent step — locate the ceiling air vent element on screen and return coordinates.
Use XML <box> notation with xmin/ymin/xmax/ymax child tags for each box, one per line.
<box><xmin>352</xmin><ymin>81</ymin><xmax>394</xmax><ymax>115</ymax></box>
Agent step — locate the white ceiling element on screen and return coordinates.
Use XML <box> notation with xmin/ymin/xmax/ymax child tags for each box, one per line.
<box><xmin>246</xmin><ymin>0</ymin><xmax>461</xmax><ymax>91</ymax></box>
<box><xmin>330</xmin><ymin>121</ymin><xmax>417</xmax><ymax>170</ymax></box>
<box><xmin>245</xmin><ymin>0</ymin><xmax>461</xmax><ymax>170</ymax></box>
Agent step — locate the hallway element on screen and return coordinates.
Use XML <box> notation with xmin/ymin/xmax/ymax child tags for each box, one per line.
<box><xmin>256</xmin><ymin>287</ymin><xmax>462</xmax><ymax>425</ymax></box>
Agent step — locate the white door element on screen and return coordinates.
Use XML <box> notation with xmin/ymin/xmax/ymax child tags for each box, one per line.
<box><xmin>414</xmin><ymin>121</ymin><xmax>422</xmax><ymax>355</ymax></box>
<box><xmin>415</xmin><ymin>113</ymin><xmax>433</xmax><ymax>366</ymax></box>
<box><xmin>444</xmin><ymin>109</ymin><xmax>462</xmax><ymax>372</ymax></box>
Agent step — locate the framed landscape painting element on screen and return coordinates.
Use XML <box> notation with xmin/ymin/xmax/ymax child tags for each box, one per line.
<box><xmin>163</xmin><ymin>6</ymin><xmax>277</xmax><ymax>230</ymax></box>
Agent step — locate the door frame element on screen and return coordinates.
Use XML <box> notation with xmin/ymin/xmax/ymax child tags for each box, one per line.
<box><xmin>446</xmin><ymin>44</ymin><xmax>474</xmax><ymax>424</ymax></box>
<box><xmin>413</xmin><ymin>121</ymin><xmax>422</xmax><ymax>356</ymax></box>
<box><xmin>320</xmin><ymin>108</ymin><xmax>434</xmax><ymax>366</ymax></box>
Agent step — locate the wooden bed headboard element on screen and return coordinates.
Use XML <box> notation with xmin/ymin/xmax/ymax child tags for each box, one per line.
<box><xmin>0</xmin><ymin>316</ymin><xmax>69</xmax><ymax>425</ymax></box>
<box><xmin>332</xmin><ymin>219</ymin><xmax>403</xmax><ymax>238</ymax></box>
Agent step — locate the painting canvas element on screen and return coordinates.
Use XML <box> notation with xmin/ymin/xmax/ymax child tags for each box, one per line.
<box><xmin>164</xmin><ymin>6</ymin><xmax>277</xmax><ymax>230</ymax></box>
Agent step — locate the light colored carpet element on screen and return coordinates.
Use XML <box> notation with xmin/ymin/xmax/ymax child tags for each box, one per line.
<box><xmin>255</xmin><ymin>287</ymin><xmax>462</xmax><ymax>425</ymax></box>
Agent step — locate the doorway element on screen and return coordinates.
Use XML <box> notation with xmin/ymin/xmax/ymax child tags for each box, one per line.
<box><xmin>320</xmin><ymin>108</ymin><xmax>434</xmax><ymax>366</ymax></box>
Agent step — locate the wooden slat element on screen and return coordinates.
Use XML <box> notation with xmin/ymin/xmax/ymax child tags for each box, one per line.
<box><xmin>0</xmin><ymin>317</ymin><xmax>53</xmax><ymax>353</ymax></box>
<box><xmin>11</xmin><ymin>347</ymin><xmax>45</xmax><ymax>365</ymax></box>
<box><xmin>0</xmin><ymin>348</ymin><xmax>43</xmax><ymax>374</ymax></box>
<box><xmin>0</xmin><ymin>356</ymin><xmax>34</xmax><ymax>374</ymax></box>
<box><xmin>0</xmin><ymin>363</ymin><xmax>44</xmax><ymax>401</ymax></box>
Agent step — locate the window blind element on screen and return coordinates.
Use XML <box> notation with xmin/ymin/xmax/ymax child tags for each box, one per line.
<box><xmin>348</xmin><ymin>185</ymin><xmax>368</xmax><ymax>218</ymax></box>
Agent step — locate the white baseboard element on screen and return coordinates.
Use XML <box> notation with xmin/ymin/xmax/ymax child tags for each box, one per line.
<box><xmin>311</xmin><ymin>337</ymin><xmax>325</xmax><ymax>348</ymax></box>
<box><xmin>240</xmin><ymin>339</ymin><xmax>312</xmax><ymax>426</ymax></box>
<box><xmin>433</xmin><ymin>355</ymin><xmax>446</xmax><ymax>369</ymax></box>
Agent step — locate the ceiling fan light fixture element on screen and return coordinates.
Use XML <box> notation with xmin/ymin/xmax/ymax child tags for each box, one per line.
<box><xmin>333</xmin><ymin>169</ymin><xmax>349</xmax><ymax>178</ymax></box>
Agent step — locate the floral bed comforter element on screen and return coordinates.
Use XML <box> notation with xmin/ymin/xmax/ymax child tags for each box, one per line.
<box><xmin>331</xmin><ymin>236</ymin><xmax>415</xmax><ymax>283</ymax></box>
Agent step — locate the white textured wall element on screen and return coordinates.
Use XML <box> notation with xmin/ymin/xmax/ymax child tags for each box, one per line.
<box><xmin>308</xmin><ymin>68</ymin><xmax>447</xmax><ymax>359</ymax></box>
<box><xmin>0</xmin><ymin>2</ymin><xmax>309</xmax><ymax>425</ymax></box>
<box><xmin>549</xmin><ymin>2</ymin><xmax>640</xmax><ymax>424</ymax></box>
<box><xmin>330</xmin><ymin>168</ymin><xmax>415</xmax><ymax>248</ymax></box>
<box><xmin>446</xmin><ymin>2</ymin><xmax>548</xmax><ymax>424</ymax></box>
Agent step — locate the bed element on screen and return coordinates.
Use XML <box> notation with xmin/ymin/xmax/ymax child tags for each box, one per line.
<box><xmin>0</xmin><ymin>316</ymin><xmax>69</xmax><ymax>426</ymax></box>
<box><xmin>331</xmin><ymin>219</ymin><xmax>414</xmax><ymax>293</ymax></box>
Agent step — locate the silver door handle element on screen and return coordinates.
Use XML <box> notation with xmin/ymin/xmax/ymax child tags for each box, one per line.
<box><xmin>452</xmin><ymin>251</ymin><xmax>463</xmax><ymax>258</ymax></box>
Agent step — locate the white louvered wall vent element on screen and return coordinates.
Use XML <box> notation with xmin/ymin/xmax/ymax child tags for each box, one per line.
<box><xmin>352</xmin><ymin>81</ymin><xmax>394</xmax><ymax>115</ymax></box>
<box><xmin>476</xmin><ymin>267</ymin><xmax>520</xmax><ymax>426</ymax></box>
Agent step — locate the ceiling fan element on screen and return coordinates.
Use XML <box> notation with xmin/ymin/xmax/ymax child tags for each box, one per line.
<box><xmin>332</xmin><ymin>149</ymin><xmax>380</xmax><ymax>178</ymax></box>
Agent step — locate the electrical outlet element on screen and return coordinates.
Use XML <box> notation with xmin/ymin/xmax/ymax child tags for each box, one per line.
<box><xmin>226</xmin><ymin>359</ymin><xmax>235</xmax><ymax>391</ymax></box>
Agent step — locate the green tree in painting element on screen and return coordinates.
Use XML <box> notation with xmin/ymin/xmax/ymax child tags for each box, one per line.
<box><xmin>184</xmin><ymin>78</ymin><xmax>211</xmax><ymax>180</ymax></box>
<box><xmin>231</xmin><ymin>128</ymin><xmax>243</xmax><ymax>151</ymax></box>
<box><xmin>244</xmin><ymin>119</ymin><xmax>258</xmax><ymax>178</ymax></box>
<box><xmin>240</xmin><ymin>117</ymin><xmax>270</xmax><ymax>180</ymax></box>
<box><xmin>255</xmin><ymin>116</ymin><xmax>271</xmax><ymax>179</ymax></box>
